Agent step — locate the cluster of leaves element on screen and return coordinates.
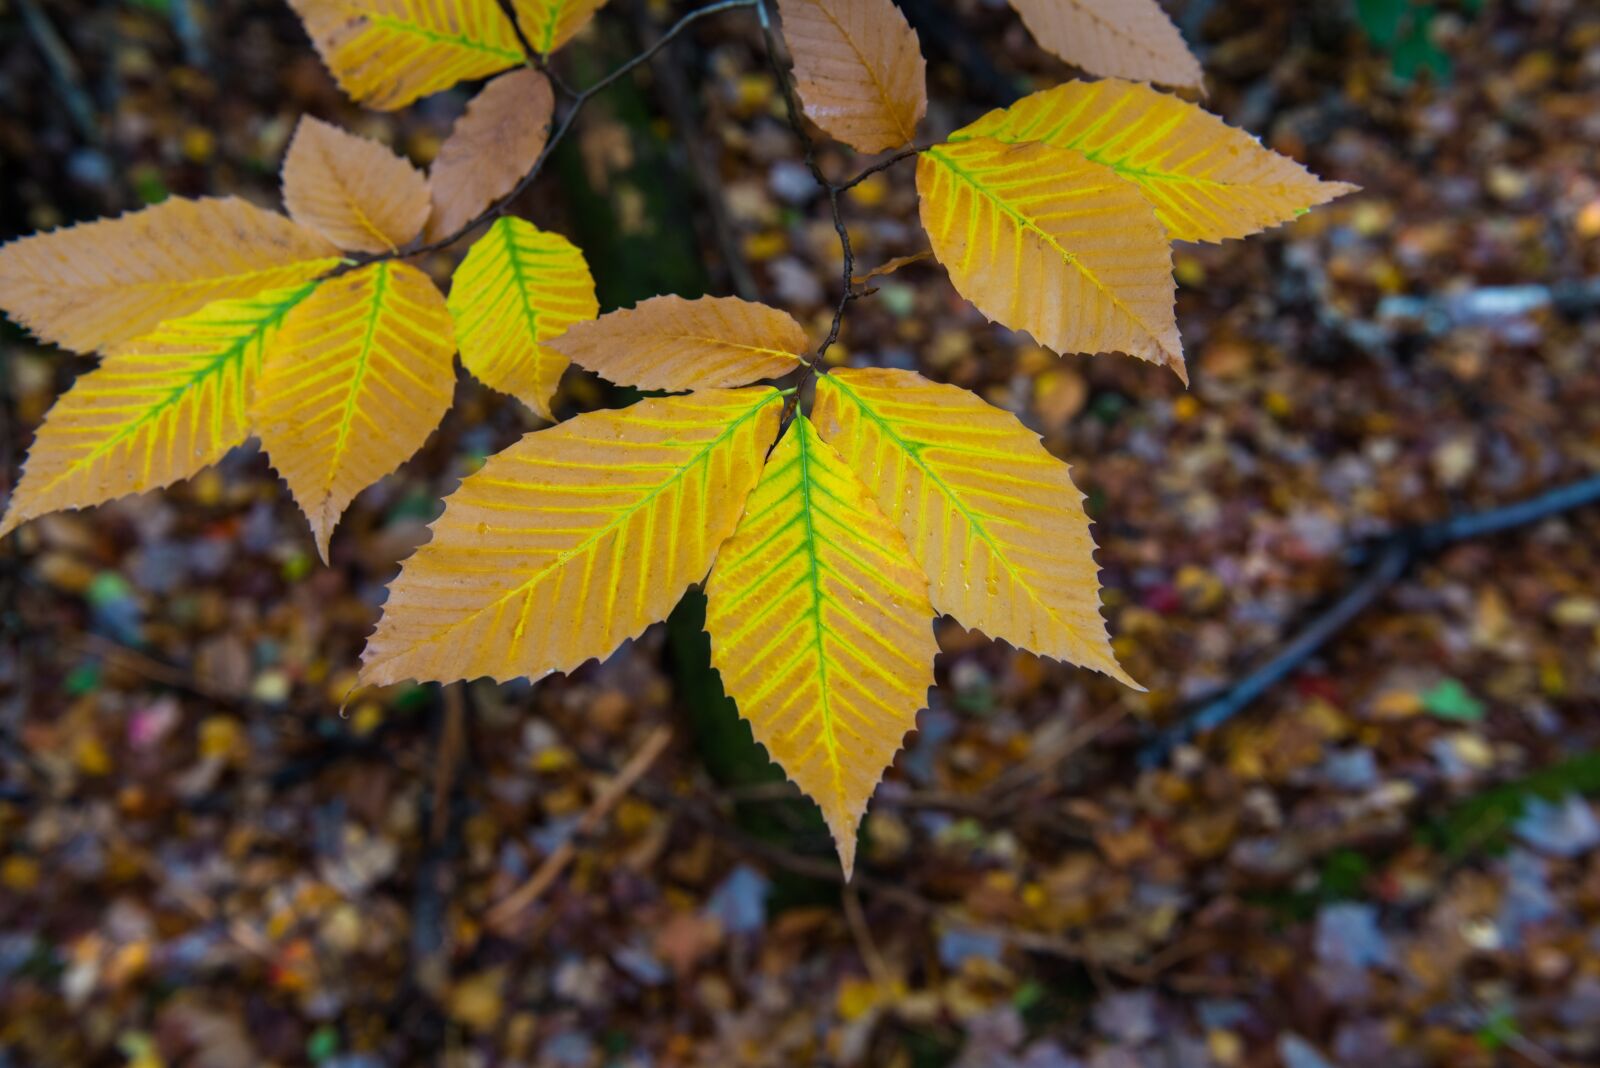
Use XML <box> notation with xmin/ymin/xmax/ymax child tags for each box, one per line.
<box><xmin>0</xmin><ymin>0</ymin><xmax>1353</xmax><ymax>873</ymax></box>
<box><xmin>0</xmin><ymin>56</ymin><xmax>586</xmax><ymax>559</ymax></box>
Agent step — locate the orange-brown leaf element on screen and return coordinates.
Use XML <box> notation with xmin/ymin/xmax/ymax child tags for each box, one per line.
<box><xmin>777</xmin><ymin>0</ymin><xmax>927</xmax><ymax>153</ymax></box>
<box><xmin>549</xmin><ymin>295</ymin><xmax>809</xmax><ymax>391</ymax></box>
<box><xmin>1007</xmin><ymin>0</ymin><xmax>1202</xmax><ymax>89</ymax></box>
<box><xmin>360</xmin><ymin>388</ymin><xmax>782</xmax><ymax>687</ymax></box>
<box><xmin>916</xmin><ymin>137</ymin><xmax>1183</xmax><ymax>378</ymax></box>
<box><xmin>283</xmin><ymin>116</ymin><xmax>431</xmax><ymax>254</ymax></box>
<box><xmin>427</xmin><ymin>70</ymin><xmax>554</xmax><ymax>243</ymax></box>
<box><xmin>253</xmin><ymin>263</ymin><xmax>457</xmax><ymax>560</ymax></box>
<box><xmin>813</xmin><ymin>368</ymin><xmax>1137</xmax><ymax>686</ymax></box>
<box><xmin>0</xmin><ymin>197</ymin><xmax>339</xmax><ymax>354</ymax></box>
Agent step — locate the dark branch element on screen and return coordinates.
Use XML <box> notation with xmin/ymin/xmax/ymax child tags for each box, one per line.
<box><xmin>1141</xmin><ymin>475</ymin><xmax>1600</xmax><ymax>766</ymax></box>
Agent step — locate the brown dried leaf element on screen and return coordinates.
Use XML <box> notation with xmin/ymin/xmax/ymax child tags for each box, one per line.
<box><xmin>777</xmin><ymin>0</ymin><xmax>927</xmax><ymax>153</ymax></box>
<box><xmin>282</xmin><ymin>116</ymin><xmax>432</xmax><ymax>253</ymax></box>
<box><xmin>1007</xmin><ymin>0</ymin><xmax>1203</xmax><ymax>89</ymax></box>
<box><xmin>549</xmin><ymin>294</ymin><xmax>809</xmax><ymax>391</ymax></box>
<box><xmin>0</xmin><ymin>197</ymin><xmax>339</xmax><ymax>354</ymax></box>
<box><xmin>427</xmin><ymin>69</ymin><xmax>555</xmax><ymax>242</ymax></box>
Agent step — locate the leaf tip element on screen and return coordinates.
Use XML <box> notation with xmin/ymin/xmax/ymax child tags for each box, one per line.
<box><xmin>828</xmin><ymin>814</ymin><xmax>860</xmax><ymax>882</ymax></box>
<box><xmin>308</xmin><ymin>505</ymin><xmax>337</xmax><ymax>565</ymax></box>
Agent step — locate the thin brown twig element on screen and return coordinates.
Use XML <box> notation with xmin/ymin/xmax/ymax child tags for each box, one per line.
<box><xmin>484</xmin><ymin>725</ymin><xmax>673</xmax><ymax>932</ymax></box>
<box><xmin>755</xmin><ymin>5</ymin><xmax>928</xmax><ymax>426</ymax></box>
<box><xmin>851</xmin><ymin>250</ymin><xmax>932</xmax><ymax>287</ymax></box>
<box><xmin>842</xmin><ymin>885</ymin><xmax>895</xmax><ymax>986</ymax></box>
<box><xmin>492</xmin><ymin>0</ymin><xmax>541</xmax><ymax>67</ymax></box>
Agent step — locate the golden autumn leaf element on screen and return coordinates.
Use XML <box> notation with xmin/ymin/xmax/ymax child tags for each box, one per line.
<box><xmin>777</xmin><ymin>0</ymin><xmax>927</xmax><ymax>153</ymax></box>
<box><xmin>813</xmin><ymin>369</ymin><xmax>1137</xmax><ymax>687</ymax></box>
<box><xmin>427</xmin><ymin>70</ymin><xmax>555</xmax><ymax>242</ymax></box>
<box><xmin>0</xmin><ymin>197</ymin><xmax>339</xmax><ymax>354</ymax></box>
<box><xmin>360</xmin><ymin>388</ymin><xmax>782</xmax><ymax>687</ymax></box>
<box><xmin>0</xmin><ymin>285</ymin><xmax>316</xmax><ymax>538</ymax></box>
<box><xmin>449</xmin><ymin>217</ymin><xmax>598</xmax><ymax>420</ymax></box>
<box><xmin>951</xmin><ymin>79</ymin><xmax>1358</xmax><ymax>244</ymax></box>
<box><xmin>288</xmin><ymin>0</ymin><xmax>524</xmax><ymax>111</ymax></box>
<box><xmin>511</xmin><ymin>0</ymin><xmax>606</xmax><ymax>55</ymax></box>
<box><xmin>705</xmin><ymin>415</ymin><xmax>936</xmax><ymax>877</ymax></box>
<box><xmin>549</xmin><ymin>295</ymin><xmax>809</xmax><ymax>391</ymax></box>
<box><xmin>253</xmin><ymin>262</ymin><xmax>457</xmax><ymax>561</ymax></box>
<box><xmin>1007</xmin><ymin>0</ymin><xmax>1202</xmax><ymax>89</ymax></box>
<box><xmin>282</xmin><ymin>116</ymin><xmax>432</xmax><ymax>254</ymax></box>
<box><xmin>916</xmin><ymin>136</ymin><xmax>1183</xmax><ymax>378</ymax></box>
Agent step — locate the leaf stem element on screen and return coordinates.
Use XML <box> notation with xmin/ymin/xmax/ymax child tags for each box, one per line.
<box><xmin>755</xmin><ymin>2</ymin><xmax>926</xmax><ymax>427</ymax></box>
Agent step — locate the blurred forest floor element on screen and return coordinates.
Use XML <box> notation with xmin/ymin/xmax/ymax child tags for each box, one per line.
<box><xmin>3</xmin><ymin>1</ymin><xmax>1600</xmax><ymax>1066</ymax></box>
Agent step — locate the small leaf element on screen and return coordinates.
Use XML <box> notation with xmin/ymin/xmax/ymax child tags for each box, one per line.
<box><xmin>511</xmin><ymin>0</ymin><xmax>606</xmax><ymax>55</ymax></box>
<box><xmin>777</xmin><ymin>0</ymin><xmax>927</xmax><ymax>153</ymax></box>
<box><xmin>288</xmin><ymin>0</ymin><xmax>524</xmax><ymax>110</ymax></box>
<box><xmin>360</xmin><ymin>388</ymin><xmax>782</xmax><ymax>687</ymax></box>
<box><xmin>427</xmin><ymin>69</ymin><xmax>555</xmax><ymax>242</ymax></box>
<box><xmin>549</xmin><ymin>294</ymin><xmax>809</xmax><ymax>391</ymax></box>
<box><xmin>705</xmin><ymin>415</ymin><xmax>936</xmax><ymax>878</ymax></box>
<box><xmin>0</xmin><ymin>197</ymin><xmax>339</xmax><ymax>354</ymax></box>
<box><xmin>814</xmin><ymin>368</ymin><xmax>1136</xmax><ymax>686</ymax></box>
<box><xmin>916</xmin><ymin>137</ymin><xmax>1182</xmax><ymax>378</ymax></box>
<box><xmin>1006</xmin><ymin>0</ymin><xmax>1202</xmax><ymax>89</ymax></box>
<box><xmin>951</xmin><ymin>79</ymin><xmax>1358</xmax><ymax>243</ymax></box>
<box><xmin>0</xmin><ymin>285</ymin><xmax>316</xmax><ymax>537</ymax></box>
<box><xmin>449</xmin><ymin>217</ymin><xmax>598</xmax><ymax>420</ymax></box>
<box><xmin>253</xmin><ymin>262</ymin><xmax>457</xmax><ymax>561</ymax></box>
<box><xmin>1423</xmin><ymin>678</ymin><xmax>1486</xmax><ymax>722</ymax></box>
<box><xmin>283</xmin><ymin>116</ymin><xmax>432</xmax><ymax>253</ymax></box>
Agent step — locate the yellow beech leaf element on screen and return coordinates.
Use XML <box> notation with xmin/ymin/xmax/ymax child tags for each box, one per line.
<box><xmin>449</xmin><ymin>217</ymin><xmax>598</xmax><ymax>420</ymax></box>
<box><xmin>776</xmin><ymin>0</ymin><xmax>927</xmax><ymax>153</ymax></box>
<box><xmin>427</xmin><ymin>70</ymin><xmax>554</xmax><ymax>242</ymax></box>
<box><xmin>360</xmin><ymin>388</ymin><xmax>782</xmax><ymax>687</ymax></box>
<box><xmin>1007</xmin><ymin>0</ymin><xmax>1202</xmax><ymax>89</ymax></box>
<box><xmin>253</xmin><ymin>263</ymin><xmax>457</xmax><ymax>561</ymax></box>
<box><xmin>288</xmin><ymin>0</ymin><xmax>524</xmax><ymax>111</ymax></box>
<box><xmin>511</xmin><ymin>0</ymin><xmax>606</xmax><ymax>55</ymax></box>
<box><xmin>282</xmin><ymin>116</ymin><xmax>431</xmax><ymax>254</ymax></box>
<box><xmin>0</xmin><ymin>197</ymin><xmax>339</xmax><ymax>354</ymax></box>
<box><xmin>705</xmin><ymin>415</ymin><xmax>936</xmax><ymax>878</ymax></box>
<box><xmin>951</xmin><ymin>79</ymin><xmax>1359</xmax><ymax>244</ymax></box>
<box><xmin>0</xmin><ymin>285</ymin><xmax>316</xmax><ymax>538</ymax></box>
<box><xmin>916</xmin><ymin>136</ymin><xmax>1183</xmax><ymax>379</ymax></box>
<box><xmin>813</xmin><ymin>368</ymin><xmax>1138</xmax><ymax>688</ymax></box>
<box><xmin>549</xmin><ymin>295</ymin><xmax>808</xmax><ymax>391</ymax></box>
